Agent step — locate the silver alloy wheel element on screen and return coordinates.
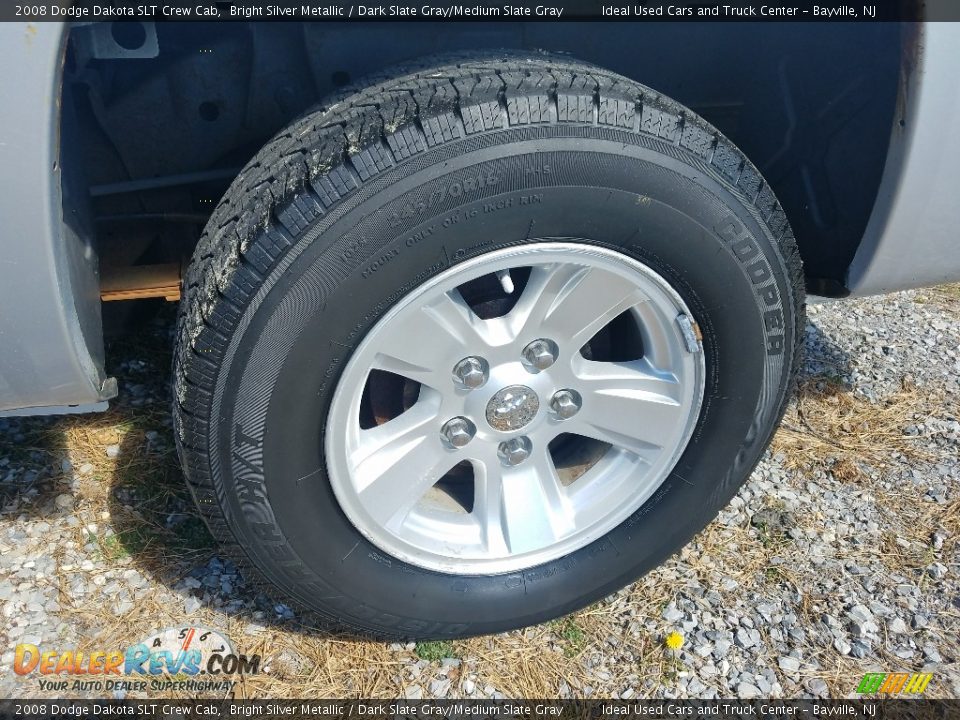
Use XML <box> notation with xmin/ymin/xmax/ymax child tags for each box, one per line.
<box><xmin>325</xmin><ymin>243</ymin><xmax>705</xmax><ymax>574</ymax></box>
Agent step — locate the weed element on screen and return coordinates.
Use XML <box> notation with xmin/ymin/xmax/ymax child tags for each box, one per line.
<box><xmin>414</xmin><ymin>641</ymin><xmax>457</xmax><ymax>662</ymax></box>
<box><xmin>550</xmin><ymin>616</ymin><xmax>587</xmax><ymax>658</ymax></box>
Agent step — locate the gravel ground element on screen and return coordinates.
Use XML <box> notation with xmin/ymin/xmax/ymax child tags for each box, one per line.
<box><xmin>0</xmin><ymin>286</ymin><xmax>957</xmax><ymax>700</ymax></box>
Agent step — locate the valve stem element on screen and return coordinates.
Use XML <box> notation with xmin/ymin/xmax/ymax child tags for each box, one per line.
<box><xmin>496</xmin><ymin>269</ymin><xmax>514</xmax><ymax>294</ymax></box>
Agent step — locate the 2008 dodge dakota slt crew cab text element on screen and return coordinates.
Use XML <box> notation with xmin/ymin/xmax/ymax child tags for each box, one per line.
<box><xmin>0</xmin><ymin>16</ymin><xmax>957</xmax><ymax>638</ymax></box>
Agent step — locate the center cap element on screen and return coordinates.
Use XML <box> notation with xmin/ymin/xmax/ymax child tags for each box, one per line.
<box><xmin>486</xmin><ymin>385</ymin><xmax>539</xmax><ymax>432</ymax></box>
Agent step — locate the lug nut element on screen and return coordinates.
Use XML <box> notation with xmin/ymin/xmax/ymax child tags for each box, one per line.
<box><xmin>441</xmin><ymin>417</ymin><xmax>476</xmax><ymax>448</ymax></box>
<box><xmin>550</xmin><ymin>389</ymin><xmax>582</xmax><ymax>420</ymax></box>
<box><xmin>521</xmin><ymin>338</ymin><xmax>558</xmax><ymax>372</ymax></box>
<box><xmin>452</xmin><ymin>356</ymin><xmax>488</xmax><ymax>389</ymax></box>
<box><xmin>498</xmin><ymin>436</ymin><xmax>532</xmax><ymax>466</ymax></box>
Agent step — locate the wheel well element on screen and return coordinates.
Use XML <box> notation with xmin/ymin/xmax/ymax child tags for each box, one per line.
<box><xmin>63</xmin><ymin>22</ymin><xmax>901</xmax><ymax>299</ymax></box>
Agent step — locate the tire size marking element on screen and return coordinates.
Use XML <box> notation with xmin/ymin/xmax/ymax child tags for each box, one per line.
<box><xmin>361</xmin><ymin>191</ymin><xmax>542</xmax><ymax>279</ymax></box>
<box><xmin>387</xmin><ymin>173</ymin><xmax>499</xmax><ymax>228</ymax></box>
<box><xmin>715</xmin><ymin>216</ymin><xmax>785</xmax><ymax>356</ymax></box>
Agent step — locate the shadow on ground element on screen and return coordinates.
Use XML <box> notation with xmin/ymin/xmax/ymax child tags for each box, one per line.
<box><xmin>101</xmin><ymin>305</ymin><xmax>347</xmax><ymax>638</ymax></box>
<box><xmin>0</xmin><ymin>303</ymin><xmax>347</xmax><ymax>641</ymax></box>
<box><xmin>795</xmin><ymin>318</ymin><xmax>855</xmax><ymax>396</ymax></box>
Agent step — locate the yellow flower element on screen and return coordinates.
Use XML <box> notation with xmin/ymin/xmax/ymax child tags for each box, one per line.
<box><xmin>665</xmin><ymin>631</ymin><xmax>684</xmax><ymax>650</ymax></box>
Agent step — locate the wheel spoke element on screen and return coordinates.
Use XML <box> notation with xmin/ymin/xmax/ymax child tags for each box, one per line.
<box><xmin>369</xmin><ymin>289</ymin><xmax>488</xmax><ymax>388</ymax></box>
<box><xmin>569</xmin><ymin>359</ymin><xmax>686</xmax><ymax>462</ymax></box>
<box><xmin>351</xmin><ymin>403</ymin><xmax>453</xmax><ymax>532</ymax></box>
<box><xmin>474</xmin><ymin>446</ymin><xmax>573</xmax><ymax>555</ymax></box>
<box><xmin>511</xmin><ymin>263</ymin><xmax>646</xmax><ymax>348</ymax></box>
<box><xmin>471</xmin><ymin>454</ymin><xmax>509</xmax><ymax>556</ymax></box>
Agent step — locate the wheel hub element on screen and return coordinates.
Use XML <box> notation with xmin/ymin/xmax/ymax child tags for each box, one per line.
<box><xmin>485</xmin><ymin>384</ymin><xmax>540</xmax><ymax>432</ymax></box>
<box><xmin>325</xmin><ymin>242</ymin><xmax>705</xmax><ymax>574</ymax></box>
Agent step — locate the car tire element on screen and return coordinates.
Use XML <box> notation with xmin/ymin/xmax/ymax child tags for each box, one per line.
<box><xmin>173</xmin><ymin>51</ymin><xmax>804</xmax><ymax>639</ymax></box>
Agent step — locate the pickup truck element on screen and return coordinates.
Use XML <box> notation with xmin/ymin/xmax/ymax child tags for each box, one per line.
<box><xmin>1</xmin><ymin>20</ymin><xmax>957</xmax><ymax>638</ymax></box>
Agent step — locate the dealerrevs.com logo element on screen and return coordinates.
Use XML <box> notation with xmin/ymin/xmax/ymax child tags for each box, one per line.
<box><xmin>14</xmin><ymin>626</ymin><xmax>260</xmax><ymax>693</ymax></box>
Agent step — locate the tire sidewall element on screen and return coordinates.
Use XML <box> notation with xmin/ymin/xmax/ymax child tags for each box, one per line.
<box><xmin>211</xmin><ymin>128</ymin><xmax>795</xmax><ymax>637</ymax></box>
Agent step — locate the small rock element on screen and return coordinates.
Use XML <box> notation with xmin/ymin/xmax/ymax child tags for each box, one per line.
<box><xmin>663</xmin><ymin>607</ymin><xmax>684</xmax><ymax>623</ymax></box>
<box><xmin>735</xmin><ymin>628</ymin><xmax>757</xmax><ymax>649</ymax></box>
<box><xmin>105</xmin><ymin>445</ymin><xmax>120</xmax><ymax>459</ymax></box>
<box><xmin>849</xmin><ymin>620</ymin><xmax>878</xmax><ymax>638</ymax></box>
<box><xmin>888</xmin><ymin>618</ymin><xmax>909</xmax><ymax>634</ymax></box>
<box><xmin>54</xmin><ymin>494</ymin><xmax>75</xmax><ymax>511</ymax></box>
<box><xmin>429</xmin><ymin>678</ymin><xmax>450</xmax><ymax>698</ymax></box>
<box><xmin>850</xmin><ymin>641</ymin><xmax>871</xmax><ymax>659</ymax></box>
<box><xmin>931</xmin><ymin>530</ymin><xmax>947</xmax><ymax>551</ymax></box>
<box><xmin>846</xmin><ymin>604</ymin><xmax>873</xmax><ymax>624</ymax></box>
<box><xmin>778</xmin><ymin>656</ymin><xmax>801</xmax><ymax>673</ymax></box>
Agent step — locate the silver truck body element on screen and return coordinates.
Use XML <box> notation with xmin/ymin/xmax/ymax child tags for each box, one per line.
<box><xmin>0</xmin><ymin>23</ymin><xmax>112</xmax><ymax>416</ymax></box>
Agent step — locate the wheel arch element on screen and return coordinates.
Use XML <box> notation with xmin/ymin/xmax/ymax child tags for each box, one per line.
<box><xmin>65</xmin><ymin>22</ymin><xmax>907</xmax><ymax>308</ymax></box>
<box><xmin>847</xmin><ymin>22</ymin><xmax>960</xmax><ymax>296</ymax></box>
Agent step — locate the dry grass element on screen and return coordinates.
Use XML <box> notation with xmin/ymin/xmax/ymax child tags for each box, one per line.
<box><xmin>9</xmin><ymin>376</ymin><xmax>959</xmax><ymax>699</ymax></box>
<box><xmin>62</xmin><ymin>410</ymin><xmax>214</xmax><ymax>565</ymax></box>
<box><xmin>8</xmin><ymin>401</ymin><xmax>690</xmax><ymax>699</ymax></box>
<box><xmin>914</xmin><ymin>282</ymin><xmax>960</xmax><ymax>309</ymax></box>
<box><xmin>8</xmin><ymin>406</ymin><xmax>652</xmax><ymax>698</ymax></box>
<box><xmin>774</xmin><ymin>371</ymin><xmax>959</xmax><ymax>561</ymax></box>
<box><xmin>4</xmin><ymin>296</ymin><xmax>959</xmax><ymax>700</ymax></box>
<box><xmin>772</xmin><ymin>374</ymin><xmax>941</xmax><ymax>479</ymax></box>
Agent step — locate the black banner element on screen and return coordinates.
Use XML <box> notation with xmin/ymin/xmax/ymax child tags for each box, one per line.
<box><xmin>2</xmin><ymin>700</ymin><xmax>960</xmax><ymax>720</ymax></box>
<box><xmin>0</xmin><ymin>0</ymin><xmax>944</xmax><ymax>23</ymax></box>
